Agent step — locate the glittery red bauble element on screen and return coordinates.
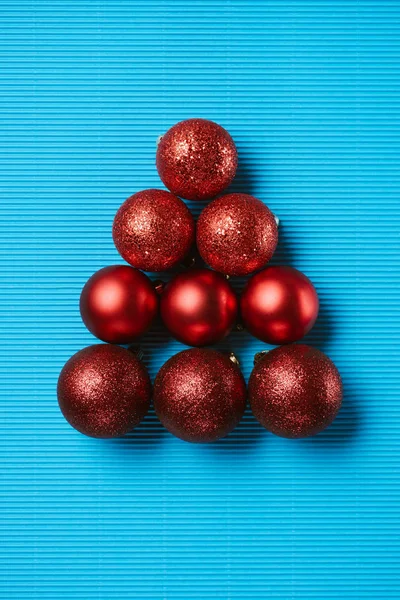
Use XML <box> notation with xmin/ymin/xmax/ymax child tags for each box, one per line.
<box><xmin>112</xmin><ymin>189</ymin><xmax>195</xmax><ymax>272</ymax></box>
<box><xmin>241</xmin><ymin>266</ymin><xmax>319</xmax><ymax>345</ymax></box>
<box><xmin>156</xmin><ymin>119</ymin><xmax>238</xmax><ymax>201</ymax></box>
<box><xmin>154</xmin><ymin>348</ymin><xmax>247</xmax><ymax>443</ymax></box>
<box><xmin>57</xmin><ymin>344</ymin><xmax>151</xmax><ymax>438</ymax></box>
<box><xmin>80</xmin><ymin>265</ymin><xmax>158</xmax><ymax>344</ymax></box>
<box><xmin>197</xmin><ymin>193</ymin><xmax>278</xmax><ymax>276</ymax></box>
<box><xmin>249</xmin><ymin>344</ymin><xmax>342</xmax><ymax>439</ymax></box>
<box><xmin>160</xmin><ymin>268</ymin><xmax>237</xmax><ymax>347</ymax></box>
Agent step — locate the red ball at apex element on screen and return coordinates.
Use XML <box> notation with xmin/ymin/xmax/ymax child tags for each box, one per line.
<box><xmin>156</xmin><ymin>118</ymin><xmax>238</xmax><ymax>201</ymax></box>
<box><xmin>160</xmin><ymin>268</ymin><xmax>238</xmax><ymax>347</ymax></box>
<box><xmin>197</xmin><ymin>193</ymin><xmax>278</xmax><ymax>276</ymax></box>
<box><xmin>112</xmin><ymin>189</ymin><xmax>195</xmax><ymax>272</ymax></box>
<box><xmin>80</xmin><ymin>265</ymin><xmax>158</xmax><ymax>344</ymax></box>
<box><xmin>241</xmin><ymin>266</ymin><xmax>319</xmax><ymax>345</ymax></box>
<box><xmin>249</xmin><ymin>344</ymin><xmax>342</xmax><ymax>438</ymax></box>
<box><xmin>154</xmin><ymin>348</ymin><xmax>247</xmax><ymax>443</ymax></box>
<box><xmin>57</xmin><ymin>344</ymin><xmax>151</xmax><ymax>438</ymax></box>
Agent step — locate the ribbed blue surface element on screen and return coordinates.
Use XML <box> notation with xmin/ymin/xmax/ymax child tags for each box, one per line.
<box><xmin>1</xmin><ymin>1</ymin><xmax>399</xmax><ymax>598</ymax></box>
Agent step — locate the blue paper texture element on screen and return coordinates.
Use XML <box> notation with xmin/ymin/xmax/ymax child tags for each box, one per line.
<box><xmin>1</xmin><ymin>1</ymin><xmax>399</xmax><ymax>598</ymax></box>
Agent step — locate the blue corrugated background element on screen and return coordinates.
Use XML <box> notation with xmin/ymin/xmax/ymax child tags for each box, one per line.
<box><xmin>1</xmin><ymin>1</ymin><xmax>399</xmax><ymax>598</ymax></box>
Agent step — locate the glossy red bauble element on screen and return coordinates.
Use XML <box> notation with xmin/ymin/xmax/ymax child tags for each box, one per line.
<box><xmin>197</xmin><ymin>193</ymin><xmax>278</xmax><ymax>276</ymax></box>
<box><xmin>241</xmin><ymin>265</ymin><xmax>319</xmax><ymax>345</ymax></box>
<box><xmin>160</xmin><ymin>268</ymin><xmax>238</xmax><ymax>347</ymax></box>
<box><xmin>156</xmin><ymin>118</ymin><xmax>238</xmax><ymax>201</ymax></box>
<box><xmin>57</xmin><ymin>344</ymin><xmax>151</xmax><ymax>438</ymax></box>
<box><xmin>249</xmin><ymin>344</ymin><xmax>342</xmax><ymax>438</ymax></box>
<box><xmin>80</xmin><ymin>265</ymin><xmax>158</xmax><ymax>344</ymax></box>
<box><xmin>154</xmin><ymin>348</ymin><xmax>247</xmax><ymax>443</ymax></box>
<box><xmin>112</xmin><ymin>189</ymin><xmax>195</xmax><ymax>272</ymax></box>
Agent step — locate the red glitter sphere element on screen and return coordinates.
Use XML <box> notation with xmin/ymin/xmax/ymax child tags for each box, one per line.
<box><xmin>160</xmin><ymin>268</ymin><xmax>238</xmax><ymax>347</ymax></box>
<box><xmin>249</xmin><ymin>344</ymin><xmax>342</xmax><ymax>439</ymax></box>
<box><xmin>112</xmin><ymin>189</ymin><xmax>195</xmax><ymax>272</ymax></box>
<box><xmin>156</xmin><ymin>119</ymin><xmax>238</xmax><ymax>201</ymax></box>
<box><xmin>57</xmin><ymin>344</ymin><xmax>151</xmax><ymax>438</ymax></box>
<box><xmin>154</xmin><ymin>348</ymin><xmax>247</xmax><ymax>443</ymax></box>
<box><xmin>241</xmin><ymin>266</ymin><xmax>319</xmax><ymax>345</ymax></box>
<box><xmin>197</xmin><ymin>193</ymin><xmax>278</xmax><ymax>276</ymax></box>
<box><xmin>80</xmin><ymin>265</ymin><xmax>158</xmax><ymax>344</ymax></box>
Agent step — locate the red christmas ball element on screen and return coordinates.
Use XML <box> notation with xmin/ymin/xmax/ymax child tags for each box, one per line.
<box><xmin>197</xmin><ymin>193</ymin><xmax>278</xmax><ymax>276</ymax></box>
<box><xmin>249</xmin><ymin>344</ymin><xmax>342</xmax><ymax>438</ymax></box>
<box><xmin>160</xmin><ymin>268</ymin><xmax>238</xmax><ymax>346</ymax></box>
<box><xmin>80</xmin><ymin>265</ymin><xmax>158</xmax><ymax>344</ymax></box>
<box><xmin>112</xmin><ymin>189</ymin><xmax>195</xmax><ymax>272</ymax></box>
<box><xmin>57</xmin><ymin>344</ymin><xmax>151</xmax><ymax>438</ymax></box>
<box><xmin>156</xmin><ymin>119</ymin><xmax>238</xmax><ymax>201</ymax></box>
<box><xmin>241</xmin><ymin>266</ymin><xmax>319</xmax><ymax>345</ymax></box>
<box><xmin>154</xmin><ymin>348</ymin><xmax>247</xmax><ymax>443</ymax></box>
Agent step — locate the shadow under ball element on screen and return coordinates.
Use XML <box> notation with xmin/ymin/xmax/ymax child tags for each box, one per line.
<box><xmin>160</xmin><ymin>268</ymin><xmax>238</xmax><ymax>347</ymax></box>
<box><xmin>249</xmin><ymin>344</ymin><xmax>342</xmax><ymax>439</ymax></box>
<box><xmin>241</xmin><ymin>265</ymin><xmax>319</xmax><ymax>345</ymax></box>
<box><xmin>154</xmin><ymin>348</ymin><xmax>247</xmax><ymax>443</ymax></box>
<box><xmin>80</xmin><ymin>265</ymin><xmax>158</xmax><ymax>344</ymax></box>
<box><xmin>57</xmin><ymin>344</ymin><xmax>151</xmax><ymax>439</ymax></box>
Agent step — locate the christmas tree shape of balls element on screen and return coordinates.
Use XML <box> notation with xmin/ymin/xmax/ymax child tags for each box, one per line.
<box><xmin>58</xmin><ymin>118</ymin><xmax>343</xmax><ymax>443</ymax></box>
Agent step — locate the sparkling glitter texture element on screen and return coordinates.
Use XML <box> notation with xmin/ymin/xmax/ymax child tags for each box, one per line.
<box><xmin>156</xmin><ymin>119</ymin><xmax>238</xmax><ymax>201</ymax></box>
<box><xmin>197</xmin><ymin>193</ymin><xmax>278</xmax><ymax>276</ymax></box>
<box><xmin>241</xmin><ymin>266</ymin><xmax>319</xmax><ymax>345</ymax></box>
<box><xmin>80</xmin><ymin>265</ymin><xmax>158</xmax><ymax>344</ymax></box>
<box><xmin>160</xmin><ymin>268</ymin><xmax>238</xmax><ymax>347</ymax></box>
<box><xmin>154</xmin><ymin>348</ymin><xmax>247</xmax><ymax>443</ymax></box>
<box><xmin>249</xmin><ymin>344</ymin><xmax>343</xmax><ymax>439</ymax></box>
<box><xmin>57</xmin><ymin>344</ymin><xmax>151</xmax><ymax>438</ymax></box>
<box><xmin>112</xmin><ymin>189</ymin><xmax>195</xmax><ymax>272</ymax></box>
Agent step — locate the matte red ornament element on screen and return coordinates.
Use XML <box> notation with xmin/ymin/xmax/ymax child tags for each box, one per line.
<box><xmin>80</xmin><ymin>265</ymin><xmax>158</xmax><ymax>344</ymax></box>
<box><xmin>156</xmin><ymin>118</ymin><xmax>238</xmax><ymax>201</ymax></box>
<box><xmin>112</xmin><ymin>189</ymin><xmax>195</xmax><ymax>272</ymax></box>
<box><xmin>160</xmin><ymin>268</ymin><xmax>238</xmax><ymax>347</ymax></box>
<box><xmin>249</xmin><ymin>344</ymin><xmax>342</xmax><ymax>439</ymax></box>
<box><xmin>197</xmin><ymin>193</ymin><xmax>278</xmax><ymax>276</ymax></box>
<box><xmin>154</xmin><ymin>348</ymin><xmax>247</xmax><ymax>443</ymax></box>
<box><xmin>57</xmin><ymin>344</ymin><xmax>151</xmax><ymax>438</ymax></box>
<box><xmin>241</xmin><ymin>266</ymin><xmax>319</xmax><ymax>345</ymax></box>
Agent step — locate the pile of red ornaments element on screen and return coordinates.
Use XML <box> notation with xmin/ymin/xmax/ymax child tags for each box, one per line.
<box><xmin>57</xmin><ymin>118</ymin><xmax>342</xmax><ymax>443</ymax></box>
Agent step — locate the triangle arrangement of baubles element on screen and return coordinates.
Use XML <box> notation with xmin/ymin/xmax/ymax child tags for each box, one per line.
<box><xmin>57</xmin><ymin>118</ymin><xmax>342</xmax><ymax>443</ymax></box>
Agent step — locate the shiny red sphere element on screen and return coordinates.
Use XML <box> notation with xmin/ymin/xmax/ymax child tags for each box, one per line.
<box><xmin>160</xmin><ymin>268</ymin><xmax>238</xmax><ymax>346</ymax></box>
<box><xmin>154</xmin><ymin>348</ymin><xmax>247</xmax><ymax>443</ymax></box>
<box><xmin>156</xmin><ymin>119</ymin><xmax>238</xmax><ymax>201</ymax></box>
<box><xmin>197</xmin><ymin>193</ymin><xmax>278</xmax><ymax>276</ymax></box>
<box><xmin>241</xmin><ymin>266</ymin><xmax>319</xmax><ymax>345</ymax></box>
<box><xmin>80</xmin><ymin>265</ymin><xmax>158</xmax><ymax>344</ymax></box>
<box><xmin>112</xmin><ymin>189</ymin><xmax>195</xmax><ymax>272</ymax></box>
<box><xmin>57</xmin><ymin>344</ymin><xmax>151</xmax><ymax>438</ymax></box>
<box><xmin>249</xmin><ymin>344</ymin><xmax>342</xmax><ymax>438</ymax></box>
